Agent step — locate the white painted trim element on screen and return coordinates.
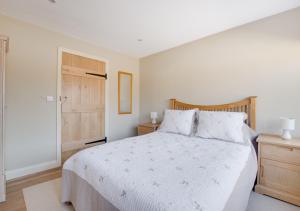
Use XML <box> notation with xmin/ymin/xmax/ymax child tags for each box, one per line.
<box><xmin>0</xmin><ymin>39</ymin><xmax>7</xmax><ymax>202</ymax></box>
<box><xmin>56</xmin><ymin>48</ymin><xmax>62</xmax><ymax>167</ymax></box>
<box><xmin>5</xmin><ymin>160</ymin><xmax>60</xmax><ymax>181</ymax></box>
<box><xmin>56</xmin><ymin>47</ymin><xmax>110</xmax><ymax>165</ymax></box>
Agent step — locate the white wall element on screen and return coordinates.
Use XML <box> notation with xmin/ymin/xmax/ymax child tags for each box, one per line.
<box><xmin>140</xmin><ymin>8</ymin><xmax>300</xmax><ymax>137</ymax></box>
<box><xmin>0</xmin><ymin>15</ymin><xmax>140</xmax><ymax>175</ymax></box>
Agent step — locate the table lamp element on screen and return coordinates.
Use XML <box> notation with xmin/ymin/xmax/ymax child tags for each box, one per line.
<box><xmin>150</xmin><ymin>112</ymin><xmax>158</xmax><ymax>124</ymax></box>
<box><xmin>280</xmin><ymin>117</ymin><xmax>295</xmax><ymax>140</ymax></box>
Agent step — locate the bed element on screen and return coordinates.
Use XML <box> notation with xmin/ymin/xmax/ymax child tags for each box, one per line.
<box><xmin>62</xmin><ymin>97</ymin><xmax>258</xmax><ymax>211</ymax></box>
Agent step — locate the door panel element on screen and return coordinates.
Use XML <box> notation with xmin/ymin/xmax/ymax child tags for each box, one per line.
<box><xmin>61</xmin><ymin>52</ymin><xmax>105</xmax><ymax>153</ymax></box>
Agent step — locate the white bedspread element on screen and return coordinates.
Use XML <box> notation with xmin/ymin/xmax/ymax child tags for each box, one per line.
<box><xmin>63</xmin><ymin>132</ymin><xmax>255</xmax><ymax>211</ymax></box>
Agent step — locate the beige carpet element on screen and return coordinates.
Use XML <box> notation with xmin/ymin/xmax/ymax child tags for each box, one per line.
<box><xmin>23</xmin><ymin>178</ymin><xmax>300</xmax><ymax>211</ymax></box>
<box><xmin>247</xmin><ymin>192</ymin><xmax>300</xmax><ymax>211</ymax></box>
<box><xmin>23</xmin><ymin>178</ymin><xmax>73</xmax><ymax>211</ymax></box>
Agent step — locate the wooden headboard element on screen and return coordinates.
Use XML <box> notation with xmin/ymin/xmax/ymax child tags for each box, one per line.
<box><xmin>170</xmin><ymin>96</ymin><xmax>257</xmax><ymax>130</ymax></box>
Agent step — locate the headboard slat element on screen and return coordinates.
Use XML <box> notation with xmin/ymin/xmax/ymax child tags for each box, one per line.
<box><xmin>170</xmin><ymin>97</ymin><xmax>257</xmax><ymax>130</ymax></box>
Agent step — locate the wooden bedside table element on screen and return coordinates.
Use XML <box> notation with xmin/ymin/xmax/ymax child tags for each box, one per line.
<box><xmin>255</xmin><ymin>134</ymin><xmax>300</xmax><ymax>206</ymax></box>
<box><xmin>137</xmin><ymin>123</ymin><xmax>160</xmax><ymax>135</ymax></box>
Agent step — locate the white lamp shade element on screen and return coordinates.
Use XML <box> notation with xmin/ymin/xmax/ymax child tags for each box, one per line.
<box><xmin>280</xmin><ymin>117</ymin><xmax>295</xmax><ymax>130</ymax></box>
<box><xmin>150</xmin><ymin>112</ymin><xmax>158</xmax><ymax>119</ymax></box>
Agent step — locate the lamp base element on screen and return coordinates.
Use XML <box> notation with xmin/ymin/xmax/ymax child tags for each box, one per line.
<box><xmin>151</xmin><ymin>118</ymin><xmax>157</xmax><ymax>124</ymax></box>
<box><xmin>282</xmin><ymin>130</ymin><xmax>292</xmax><ymax>140</ymax></box>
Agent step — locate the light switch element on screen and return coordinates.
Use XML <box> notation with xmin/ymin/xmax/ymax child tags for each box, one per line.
<box><xmin>46</xmin><ymin>96</ymin><xmax>55</xmax><ymax>102</ymax></box>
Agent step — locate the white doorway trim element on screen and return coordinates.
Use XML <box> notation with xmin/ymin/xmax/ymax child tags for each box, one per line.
<box><xmin>56</xmin><ymin>47</ymin><xmax>110</xmax><ymax>166</ymax></box>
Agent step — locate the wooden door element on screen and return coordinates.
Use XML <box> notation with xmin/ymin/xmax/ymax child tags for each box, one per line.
<box><xmin>0</xmin><ymin>37</ymin><xmax>8</xmax><ymax>202</ymax></box>
<box><xmin>61</xmin><ymin>52</ymin><xmax>106</xmax><ymax>155</ymax></box>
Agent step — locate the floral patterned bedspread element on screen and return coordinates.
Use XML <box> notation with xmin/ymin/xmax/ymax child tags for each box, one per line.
<box><xmin>63</xmin><ymin>132</ymin><xmax>252</xmax><ymax>211</ymax></box>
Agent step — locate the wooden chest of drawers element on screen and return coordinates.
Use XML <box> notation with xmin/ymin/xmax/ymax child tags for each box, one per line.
<box><xmin>255</xmin><ymin>134</ymin><xmax>300</xmax><ymax>206</ymax></box>
<box><xmin>137</xmin><ymin>123</ymin><xmax>160</xmax><ymax>136</ymax></box>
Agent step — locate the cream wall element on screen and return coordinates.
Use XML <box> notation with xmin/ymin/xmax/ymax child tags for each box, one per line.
<box><xmin>140</xmin><ymin>8</ymin><xmax>300</xmax><ymax>136</ymax></box>
<box><xmin>0</xmin><ymin>15</ymin><xmax>140</xmax><ymax>173</ymax></box>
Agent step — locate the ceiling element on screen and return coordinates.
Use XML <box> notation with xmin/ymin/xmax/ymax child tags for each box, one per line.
<box><xmin>0</xmin><ymin>0</ymin><xmax>300</xmax><ymax>58</ymax></box>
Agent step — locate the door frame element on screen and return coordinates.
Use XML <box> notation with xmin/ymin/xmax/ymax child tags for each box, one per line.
<box><xmin>0</xmin><ymin>36</ymin><xmax>8</xmax><ymax>203</ymax></box>
<box><xmin>56</xmin><ymin>47</ymin><xmax>110</xmax><ymax>165</ymax></box>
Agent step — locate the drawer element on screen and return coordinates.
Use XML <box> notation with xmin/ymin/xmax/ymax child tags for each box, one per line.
<box><xmin>260</xmin><ymin>143</ymin><xmax>300</xmax><ymax>165</ymax></box>
<box><xmin>137</xmin><ymin>126</ymin><xmax>155</xmax><ymax>135</ymax></box>
<box><xmin>260</xmin><ymin>159</ymin><xmax>300</xmax><ymax>196</ymax></box>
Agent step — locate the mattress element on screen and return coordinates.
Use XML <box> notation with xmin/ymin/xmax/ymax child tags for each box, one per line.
<box><xmin>62</xmin><ymin>132</ymin><xmax>257</xmax><ymax>211</ymax></box>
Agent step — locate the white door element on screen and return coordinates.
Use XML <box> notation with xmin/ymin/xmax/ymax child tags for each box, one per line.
<box><xmin>0</xmin><ymin>39</ymin><xmax>6</xmax><ymax>202</ymax></box>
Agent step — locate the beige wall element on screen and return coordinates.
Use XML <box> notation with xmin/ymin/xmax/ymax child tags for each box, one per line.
<box><xmin>1</xmin><ymin>7</ymin><xmax>300</xmax><ymax>176</ymax></box>
<box><xmin>0</xmin><ymin>15</ymin><xmax>139</xmax><ymax>172</ymax></box>
<box><xmin>140</xmin><ymin>8</ymin><xmax>300</xmax><ymax>136</ymax></box>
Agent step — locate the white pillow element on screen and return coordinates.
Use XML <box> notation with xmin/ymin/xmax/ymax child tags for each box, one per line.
<box><xmin>195</xmin><ymin>111</ymin><xmax>246</xmax><ymax>143</ymax></box>
<box><xmin>158</xmin><ymin>109</ymin><xmax>197</xmax><ymax>136</ymax></box>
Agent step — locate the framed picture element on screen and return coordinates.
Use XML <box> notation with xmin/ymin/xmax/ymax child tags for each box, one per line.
<box><xmin>118</xmin><ymin>71</ymin><xmax>132</xmax><ymax>114</ymax></box>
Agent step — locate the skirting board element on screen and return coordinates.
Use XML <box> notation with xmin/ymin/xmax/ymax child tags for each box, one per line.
<box><xmin>5</xmin><ymin>160</ymin><xmax>60</xmax><ymax>181</ymax></box>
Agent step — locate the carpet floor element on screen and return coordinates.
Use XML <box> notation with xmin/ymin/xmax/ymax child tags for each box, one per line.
<box><xmin>23</xmin><ymin>178</ymin><xmax>73</xmax><ymax>211</ymax></box>
<box><xmin>23</xmin><ymin>178</ymin><xmax>300</xmax><ymax>211</ymax></box>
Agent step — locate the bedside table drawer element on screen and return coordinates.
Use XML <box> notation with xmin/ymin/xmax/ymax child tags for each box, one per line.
<box><xmin>137</xmin><ymin>127</ymin><xmax>155</xmax><ymax>135</ymax></box>
<box><xmin>261</xmin><ymin>143</ymin><xmax>300</xmax><ymax>165</ymax></box>
<box><xmin>260</xmin><ymin>159</ymin><xmax>300</xmax><ymax>196</ymax></box>
<box><xmin>137</xmin><ymin>123</ymin><xmax>160</xmax><ymax>136</ymax></box>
